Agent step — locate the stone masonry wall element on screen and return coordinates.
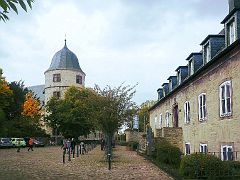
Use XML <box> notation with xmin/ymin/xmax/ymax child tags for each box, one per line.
<box><xmin>150</xmin><ymin>44</ymin><xmax>240</xmax><ymax>160</ymax></box>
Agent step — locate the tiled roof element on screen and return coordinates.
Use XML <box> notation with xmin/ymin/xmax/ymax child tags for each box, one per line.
<box><xmin>46</xmin><ymin>41</ymin><xmax>84</xmax><ymax>74</ymax></box>
<box><xmin>28</xmin><ymin>85</ymin><xmax>45</xmax><ymax>104</ymax></box>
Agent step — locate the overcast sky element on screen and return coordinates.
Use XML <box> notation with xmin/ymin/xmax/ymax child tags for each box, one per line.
<box><xmin>0</xmin><ymin>0</ymin><xmax>228</xmax><ymax>105</ymax></box>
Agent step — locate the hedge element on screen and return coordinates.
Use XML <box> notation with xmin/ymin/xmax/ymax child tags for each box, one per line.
<box><xmin>180</xmin><ymin>153</ymin><xmax>229</xmax><ymax>179</ymax></box>
<box><xmin>154</xmin><ymin>141</ymin><xmax>182</xmax><ymax>168</ymax></box>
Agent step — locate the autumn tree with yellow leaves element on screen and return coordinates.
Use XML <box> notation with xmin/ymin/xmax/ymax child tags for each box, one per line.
<box><xmin>22</xmin><ymin>92</ymin><xmax>42</xmax><ymax>118</ymax></box>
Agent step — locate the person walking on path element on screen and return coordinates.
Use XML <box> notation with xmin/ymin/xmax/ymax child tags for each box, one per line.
<box><xmin>16</xmin><ymin>139</ymin><xmax>21</xmax><ymax>152</ymax></box>
<box><xmin>28</xmin><ymin>137</ymin><xmax>34</xmax><ymax>151</ymax></box>
<box><xmin>100</xmin><ymin>138</ymin><xmax>105</xmax><ymax>151</ymax></box>
<box><xmin>71</xmin><ymin>138</ymin><xmax>76</xmax><ymax>154</ymax></box>
<box><xmin>67</xmin><ymin>138</ymin><xmax>71</xmax><ymax>153</ymax></box>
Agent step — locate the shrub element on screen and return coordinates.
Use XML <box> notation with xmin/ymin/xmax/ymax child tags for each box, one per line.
<box><xmin>222</xmin><ymin>160</ymin><xmax>240</xmax><ymax>176</ymax></box>
<box><xmin>155</xmin><ymin>142</ymin><xmax>181</xmax><ymax>168</ymax></box>
<box><xmin>127</xmin><ymin>141</ymin><xmax>139</xmax><ymax>151</ymax></box>
<box><xmin>180</xmin><ymin>153</ymin><xmax>230</xmax><ymax>179</ymax></box>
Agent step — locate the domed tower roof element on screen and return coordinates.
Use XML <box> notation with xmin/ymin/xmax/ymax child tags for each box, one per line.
<box><xmin>46</xmin><ymin>40</ymin><xmax>85</xmax><ymax>74</ymax></box>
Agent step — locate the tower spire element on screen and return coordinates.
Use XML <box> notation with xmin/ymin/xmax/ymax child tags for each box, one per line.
<box><xmin>64</xmin><ymin>33</ymin><xmax>67</xmax><ymax>47</ymax></box>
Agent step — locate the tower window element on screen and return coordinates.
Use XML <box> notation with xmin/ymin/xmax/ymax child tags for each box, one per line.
<box><xmin>53</xmin><ymin>74</ymin><xmax>61</xmax><ymax>82</ymax></box>
<box><xmin>53</xmin><ymin>91</ymin><xmax>60</xmax><ymax>99</ymax></box>
<box><xmin>76</xmin><ymin>75</ymin><xmax>82</xmax><ymax>84</ymax></box>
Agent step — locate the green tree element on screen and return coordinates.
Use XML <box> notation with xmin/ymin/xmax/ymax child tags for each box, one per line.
<box><xmin>0</xmin><ymin>0</ymin><xmax>34</xmax><ymax>22</ymax></box>
<box><xmin>7</xmin><ymin>81</ymin><xmax>28</xmax><ymax>119</ymax></box>
<box><xmin>138</xmin><ymin>100</ymin><xmax>156</xmax><ymax>132</ymax></box>
<box><xmin>45</xmin><ymin>87</ymin><xmax>99</xmax><ymax>138</ymax></box>
<box><xmin>94</xmin><ymin>84</ymin><xmax>137</xmax><ymax>155</ymax></box>
<box><xmin>0</xmin><ymin>75</ymin><xmax>13</xmax><ymax>136</ymax></box>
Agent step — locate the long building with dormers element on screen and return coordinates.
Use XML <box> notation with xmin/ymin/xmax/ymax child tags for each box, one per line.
<box><xmin>149</xmin><ymin>0</ymin><xmax>240</xmax><ymax>161</ymax></box>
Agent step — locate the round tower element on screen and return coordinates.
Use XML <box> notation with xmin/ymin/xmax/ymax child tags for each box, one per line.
<box><xmin>44</xmin><ymin>40</ymin><xmax>85</xmax><ymax>103</ymax></box>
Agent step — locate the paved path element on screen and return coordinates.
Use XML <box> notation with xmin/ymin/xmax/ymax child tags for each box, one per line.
<box><xmin>0</xmin><ymin>146</ymin><xmax>173</xmax><ymax>180</ymax></box>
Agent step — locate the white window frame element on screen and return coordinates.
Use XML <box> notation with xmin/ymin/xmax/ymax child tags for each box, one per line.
<box><xmin>198</xmin><ymin>93</ymin><xmax>206</xmax><ymax>121</ymax></box>
<box><xmin>221</xmin><ymin>145</ymin><xmax>233</xmax><ymax>161</ymax></box>
<box><xmin>159</xmin><ymin>113</ymin><xmax>162</xmax><ymax>129</ymax></box>
<box><xmin>53</xmin><ymin>73</ymin><xmax>61</xmax><ymax>82</ymax></box>
<box><xmin>76</xmin><ymin>75</ymin><xmax>82</xmax><ymax>84</ymax></box>
<box><xmin>204</xmin><ymin>43</ymin><xmax>211</xmax><ymax>63</ymax></box>
<box><xmin>177</xmin><ymin>71</ymin><xmax>181</xmax><ymax>85</ymax></box>
<box><xmin>165</xmin><ymin>111</ymin><xmax>169</xmax><ymax>127</ymax></box>
<box><xmin>185</xmin><ymin>143</ymin><xmax>190</xmax><ymax>155</ymax></box>
<box><xmin>184</xmin><ymin>101</ymin><xmax>190</xmax><ymax>124</ymax></box>
<box><xmin>154</xmin><ymin>116</ymin><xmax>158</xmax><ymax>129</ymax></box>
<box><xmin>190</xmin><ymin>60</ymin><xmax>194</xmax><ymax>75</ymax></box>
<box><xmin>229</xmin><ymin>19</ymin><xmax>236</xmax><ymax>45</ymax></box>
<box><xmin>219</xmin><ymin>81</ymin><xmax>232</xmax><ymax>117</ymax></box>
<box><xmin>199</xmin><ymin>144</ymin><xmax>208</xmax><ymax>153</ymax></box>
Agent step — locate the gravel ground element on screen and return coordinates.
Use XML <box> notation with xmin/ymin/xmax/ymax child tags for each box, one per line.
<box><xmin>0</xmin><ymin>146</ymin><xmax>173</xmax><ymax>180</ymax></box>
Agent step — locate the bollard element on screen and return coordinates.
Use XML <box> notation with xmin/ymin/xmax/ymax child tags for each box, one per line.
<box><xmin>80</xmin><ymin>145</ymin><xmax>82</xmax><ymax>155</ymax></box>
<box><xmin>108</xmin><ymin>153</ymin><xmax>111</xmax><ymax>170</ymax></box>
<box><xmin>63</xmin><ymin>149</ymin><xmax>66</xmax><ymax>164</ymax></box>
<box><xmin>77</xmin><ymin>145</ymin><xmax>79</xmax><ymax>157</ymax></box>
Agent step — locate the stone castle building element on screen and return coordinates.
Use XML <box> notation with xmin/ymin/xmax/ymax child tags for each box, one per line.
<box><xmin>44</xmin><ymin>40</ymin><xmax>85</xmax><ymax>103</ymax></box>
<box><xmin>29</xmin><ymin>40</ymin><xmax>86</xmax><ymax>136</ymax></box>
<box><xmin>30</xmin><ymin>40</ymin><xmax>85</xmax><ymax>104</ymax></box>
<box><xmin>149</xmin><ymin>0</ymin><xmax>240</xmax><ymax>161</ymax></box>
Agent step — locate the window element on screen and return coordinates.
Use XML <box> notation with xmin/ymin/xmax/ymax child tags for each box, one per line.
<box><xmin>199</xmin><ymin>144</ymin><xmax>208</xmax><ymax>153</ymax></box>
<box><xmin>169</xmin><ymin>80</ymin><xmax>172</xmax><ymax>92</ymax></box>
<box><xmin>221</xmin><ymin>145</ymin><xmax>233</xmax><ymax>161</ymax></box>
<box><xmin>53</xmin><ymin>74</ymin><xmax>61</xmax><ymax>82</ymax></box>
<box><xmin>53</xmin><ymin>91</ymin><xmax>60</xmax><ymax>99</ymax></box>
<box><xmin>154</xmin><ymin>116</ymin><xmax>157</xmax><ymax>129</ymax></box>
<box><xmin>189</xmin><ymin>60</ymin><xmax>194</xmax><ymax>75</ymax></box>
<box><xmin>198</xmin><ymin>93</ymin><xmax>206</xmax><ymax>121</ymax></box>
<box><xmin>204</xmin><ymin>43</ymin><xmax>211</xmax><ymax>63</ymax></box>
<box><xmin>185</xmin><ymin>143</ymin><xmax>190</xmax><ymax>155</ymax></box>
<box><xmin>184</xmin><ymin>101</ymin><xmax>190</xmax><ymax>124</ymax></box>
<box><xmin>76</xmin><ymin>75</ymin><xmax>82</xmax><ymax>84</ymax></box>
<box><xmin>219</xmin><ymin>81</ymin><xmax>232</xmax><ymax>117</ymax></box>
<box><xmin>159</xmin><ymin>113</ymin><xmax>162</xmax><ymax>129</ymax></box>
<box><xmin>177</xmin><ymin>71</ymin><xmax>181</xmax><ymax>84</ymax></box>
<box><xmin>165</xmin><ymin>112</ymin><xmax>170</xmax><ymax>127</ymax></box>
<box><xmin>228</xmin><ymin>20</ymin><xmax>236</xmax><ymax>45</ymax></box>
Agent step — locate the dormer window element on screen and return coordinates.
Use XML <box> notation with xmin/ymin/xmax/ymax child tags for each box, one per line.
<box><xmin>177</xmin><ymin>71</ymin><xmax>181</xmax><ymax>84</ymax></box>
<box><xmin>189</xmin><ymin>60</ymin><xmax>194</xmax><ymax>75</ymax></box>
<box><xmin>228</xmin><ymin>19</ymin><xmax>236</xmax><ymax>45</ymax></box>
<box><xmin>169</xmin><ymin>80</ymin><xmax>172</xmax><ymax>91</ymax></box>
<box><xmin>204</xmin><ymin>43</ymin><xmax>211</xmax><ymax>64</ymax></box>
<box><xmin>76</xmin><ymin>75</ymin><xmax>82</xmax><ymax>84</ymax></box>
<box><xmin>53</xmin><ymin>74</ymin><xmax>61</xmax><ymax>82</ymax></box>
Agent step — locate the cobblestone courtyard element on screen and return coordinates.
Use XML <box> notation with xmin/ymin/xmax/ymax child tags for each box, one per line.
<box><xmin>0</xmin><ymin>146</ymin><xmax>173</xmax><ymax>180</ymax></box>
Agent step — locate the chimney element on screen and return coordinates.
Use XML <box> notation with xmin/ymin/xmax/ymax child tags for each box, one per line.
<box><xmin>157</xmin><ymin>88</ymin><xmax>164</xmax><ymax>100</ymax></box>
<box><xmin>229</xmin><ymin>0</ymin><xmax>240</xmax><ymax>13</ymax></box>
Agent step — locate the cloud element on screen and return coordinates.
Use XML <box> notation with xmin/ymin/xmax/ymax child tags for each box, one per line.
<box><xmin>0</xmin><ymin>0</ymin><xmax>228</xmax><ymax>104</ymax></box>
